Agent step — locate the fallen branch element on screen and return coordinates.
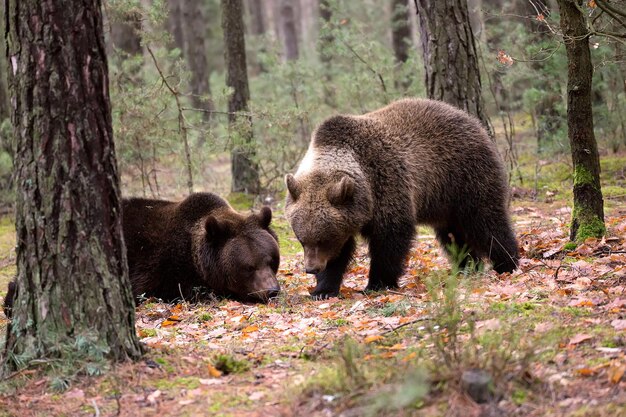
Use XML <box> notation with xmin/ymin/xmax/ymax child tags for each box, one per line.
<box><xmin>382</xmin><ymin>316</ymin><xmax>432</xmax><ymax>335</ymax></box>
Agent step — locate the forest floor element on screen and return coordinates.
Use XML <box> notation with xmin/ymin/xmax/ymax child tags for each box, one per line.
<box><xmin>0</xmin><ymin>153</ymin><xmax>625</xmax><ymax>417</ymax></box>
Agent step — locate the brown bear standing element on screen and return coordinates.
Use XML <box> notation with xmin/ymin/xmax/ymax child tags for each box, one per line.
<box><xmin>285</xmin><ymin>98</ymin><xmax>519</xmax><ymax>299</ymax></box>
<box><xmin>4</xmin><ymin>193</ymin><xmax>280</xmax><ymax>317</ymax></box>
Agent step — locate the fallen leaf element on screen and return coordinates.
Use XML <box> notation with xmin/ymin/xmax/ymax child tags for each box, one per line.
<box><xmin>199</xmin><ymin>378</ymin><xmax>224</xmax><ymax>385</ymax></box>
<box><xmin>65</xmin><ymin>389</ymin><xmax>85</xmax><ymax>400</ymax></box>
<box><xmin>569</xmin><ymin>333</ymin><xmax>593</xmax><ymax>345</ymax></box>
<box><xmin>611</xmin><ymin>319</ymin><xmax>626</xmax><ymax>331</ymax></box>
<box><xmin>249</xmin><ymin>391</ymin><xmax>265</xmax><ymax>401</ymax></box>
<box><xmin>241</xmin><ymin>325</ymin><xmax>259</xmax><ymax>334</ymax></box>
<box><xmin>364</xmin><ymin>335</ymin><xmax>384</xmax><ymax>344</ymax></box>
<box><xmin>207</xmin><ymin>363</ymin><xmax>223</xmax><ymax>378</ymax></box>
<box><xmin>608</xmin><ymin>362</ymin><xmax>625</xmax><ymax>384</ymax></box>
<box><xmin>574</xmin><ymin>368</ymin><xmax>595</xmax><ymax>377</ymax></box>
<box><xmin>147</xmin><ymin>390</ymin><xmax>161</xmax><ymax>405</ymax></box>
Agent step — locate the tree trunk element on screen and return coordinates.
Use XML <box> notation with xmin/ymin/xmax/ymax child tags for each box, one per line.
<box><xmin>222</xmin><ymin>0</ymin><xmax>260</xmax><ymax>194</ymax></box>
<box><xmin>0</xmin><ymin>1</ymin><xmax>9</xmax><ymax>123</ymax></box>
<box><xmin>556</xmin><ymin>0</ymin><xmax>605</xmax><ymax>241</ymax></box>
<box><xmin>280</xmin><ymin>0</ymin><xmax>300</xmax><ymax>61</ymax></box>
<box><xmin>415</xmin><ymin>0</ymin><xmax>492</xmax><ymax>135</ymax></box>
<box><xmin>109</xmin><ymin>9</ymin><xmax>142</xmax><ymax>57</ymax></box>
<box><xmin>181</xmin><ymin>0</ymin><xmax>214</xmax><ymax>141</ymax></box>
<box><xmin>391</xmin><ymin>0</ymin><xmax>411</xmax><ymax>90</ymax></box>
<box><xmin>3</xmin><ymin>0</ymin><xmax>142</xmax><ymax>372</ymax></box>
<box><xmin>167</xmin><ymin>0</ymin><xmax>185</xmax><ymax>53</ymax></box>
<box><xmin>247</xmin><ymin>0</ymin><xmax>268</xmax><ymax>74</ymax></box>
<box><xmin>318</xmin><ymin>0</ymin><xmax>335</xmax><ymax>106</ymax></box>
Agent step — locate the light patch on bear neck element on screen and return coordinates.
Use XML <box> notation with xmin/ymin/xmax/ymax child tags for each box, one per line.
<box><xmin>295</xmin><ymin>145</ymin><xmax>363</xmax><ymax>178</ymax></box>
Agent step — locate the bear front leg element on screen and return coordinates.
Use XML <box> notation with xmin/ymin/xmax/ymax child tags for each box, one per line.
<box><xmin>366</xmin><ymin>224</ymin><xmax>414</xmax><ymax>292</ymax></box>
<box><xmin>310</xmin><ymin>237</ymin><xmax>356</xmax><ymax>300</ymax></box>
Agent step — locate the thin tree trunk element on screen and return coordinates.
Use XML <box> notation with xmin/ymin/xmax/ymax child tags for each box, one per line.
<box><xmin>110</xmin><ymin>9</ymin><xmax>142</xmax><ymax>57</ymax></box>
<box><xmin>3</xmin><ymin>0</ymin><xmax>142</xmax><ymax>372</ymax></box>
<box><xmin>0</xmin><ymin>1</ymin><xmax>9</xmax><ymax>122</ymax></box>
<box><xmin>247</xmin><ymin>0</ymin><xmax>268</xmax><ymax>74</ymax></box>
<box><xmin>167</xmin><ymin>0</ymin><xmax>185</xmax><ymax>52</ymax></box>
<box><xmin>318</xmin><ymin>0</ymin><xmax>335</xmax><ymax>106</ymax></box>
<box><xmin>556</xmin><ymin>0</ymin><xmax>605</xmax><ymax>241</ymax></box>
<box><xmin>181</xmin><ymin>0</ymin><xmax>214</xmax><ymax>142</ymax></box>
<box><xmin>280</xmin><ymin>0</ymin><xmax>300</xmax><ymax>61</ymax></box>
<box><xmin>222</xmin><ymin>0</ymin><xmax>260</xmax><ymax>194</ymax></box>
<box><xmin>414</xmin><ymin>0</ymin><xmax>492</xmax><ymax>136</ymax></box>
<box><xmin>391</xmin><ymin>0</ymin><xmax>411</xmax><ymax>90</ymax></box>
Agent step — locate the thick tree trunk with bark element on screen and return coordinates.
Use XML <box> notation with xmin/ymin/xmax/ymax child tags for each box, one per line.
<box><xmin>3</xmin><ymin>0</ymin><xmax>142</xmax><ymax>372</ymax></box>
<box><xmin>222</xmin><ymin>0</ymin><xmax>260</xmax><ymax>194</ymax></box>
<box><xmin>556</xmin><ymin>0</ymin><xmax>605</xmax><ymax>241</ymax></box>
<box><xmin>391</xmin><ymin>0</ymin><xmax>411</xmax><ymax>90</ymax></box>
<box><xmin>181</xmin><ymin>0</ymin><xmax>214</xmax><ymax>139</ymax></box>
<box><xmin>415</xmin><ymin>0</ymin><xmax>492</xmax><ymax>135</ymax></box>
<box><xmin>280</xmin><ymin>0</ymin><xmax>299</xmax><ymax>61</ymax></box>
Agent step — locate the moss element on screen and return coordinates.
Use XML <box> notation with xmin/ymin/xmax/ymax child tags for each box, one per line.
<box><xmin>563</xmin><ymin>242</ymin><xmax>577</xmax><ymax>251</ymax></box>
<box><xmin>213</xmin><ymin>354</ymin><xmax>250</xmax><ymax>374</ymax></box>
<box><xmin>154</xmin><ymin>376</ymin><xmax>200</xmax><ymax>391</ymax></box>
<box><xmin>573</xmin><ymin>165</ymin><xmax>596</xmax><ymax>187</ymax></box>
<box><xmin>575</xmin><ymin>215</ymin><xmax>606</xmax><ymax>242</ymax></box>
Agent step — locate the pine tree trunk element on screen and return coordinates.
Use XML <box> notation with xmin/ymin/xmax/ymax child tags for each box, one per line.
<box><xmin>556</xmin><ymin>0</ymin><xmax>605</xmax><ymax>241</ymax></box>
<box><xmin>222</xmin><ymin>0</ymin><xmax>260</xmax><ymax>194</ymax></box>
<box><xmin>3</xmin><ymin>0</ymin><xmax>142</xmax><ymax>372</ymax></box>
<box><xmin>415</xmin><ymin>0</ymin><xmax>492</xmax><ymax>135</ymax></box>
<box><xmin>181</xmin><ymin>0</ymin><xmax>214</xmax><ymax>137</ymax></box>
<box><xmin>110</xmin><ymin>9</ymin><xmax>142</xmax><ymax>57</ymax></box>
<box><xmin>280</xmin><ymin>0</ymin><xmax>300</xmax><ymax>61</ymax></box>
<box><xmin>167</xmin><ymin>0</ymin><xmax>185</xmax><ymax>53</ymax></box>
<box><xmin>318</xmin><ymin>0</ymin><xmax>335</xmax><ymax>107</ymax></box>
<box><xmin>0</xmin><ymin>1</ymin><xmax>9</xmax><ymax>122</ymax></box>
<box><xmin>391</xmin><ymin>0</ymin><xmax>411</xmax><ymax>90</ymax></box>
<box><xmin>247</xmin><ymin>0</ymin><xmax>268</xmax><ymax>75</ymax></box>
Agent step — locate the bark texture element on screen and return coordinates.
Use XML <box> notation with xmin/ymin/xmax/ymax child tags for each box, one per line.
<box><xmin>181</xmin><ymin>0</ymin><xmax>214</xmax><ymax>125</ymax></box>
<box><xmin>280</xmin><ymin>0</ymin><xmax>299</xmax><ymax>61</ymax></box>
<box><xmin>318</xmin><ymin>0</ymin><xmax>335</xmax><ymax>106</ymax></box>
<box><xmin>391</xmin><ymin>0</ymin><xmax>411</xmax><ymax>90</ymax></box>
<box><xmin>222</xmin><ymin>0</ymin><xmax>260</xmax><ymax>194</ymax></box>
<box><xmin>247</xmin><ymin>0</ymin><xmax>268</xmax><ymax>74</ymax></box>
<box><xmin>415</xmin><ymin>0</ymin><xmax>492</xmax><ymax>135</ymax></box>
<box><xmin>556</xmin><ymin>0</ymin><xmax>605</xmax><ymax>241</ymax></box>
<box><xmin>167</xmin><ymin>0</ymin><xmax>185</xmax><ymax>52</ymax></box>
<box><xmin>3</xmin><ymin>0</ymin><xmax>142</xmax><ymax>371</ymax></box>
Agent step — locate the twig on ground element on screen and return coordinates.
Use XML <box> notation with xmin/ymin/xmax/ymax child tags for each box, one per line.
<box><xmin>382</xmin><ymin>316</ymin><xmax>432</xmax><ymax>336</ymax></box>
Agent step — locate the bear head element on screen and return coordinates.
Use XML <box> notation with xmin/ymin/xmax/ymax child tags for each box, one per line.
<box><xmin>196</xmin><ymin>206</ymin><xmax>280</xmax><ymax>302</ymax></box>
<box><xmin>285</xmin><ymin>171</ymin><xmax>371</xmax><ymax>274</ymax></box>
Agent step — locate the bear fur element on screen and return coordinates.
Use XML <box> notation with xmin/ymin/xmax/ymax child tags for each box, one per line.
<box><xmin>285</xmin><ymin>98</ymin><xmax>519</xmax><ymax>298</ymax></box>
<box><xmin>4</xmin><ymin>193</ymin><xmax>280</xmax><ymax>317</ymax></box>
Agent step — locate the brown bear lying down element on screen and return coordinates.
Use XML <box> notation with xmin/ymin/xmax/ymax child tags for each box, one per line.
<box><xmin>3</xmin><ymin>193</ymin><xmax>280</xmax><ymax>317</ymax></box>
<box><xmin>285</xmin><ymin>98</ymin><xmax>519</xmax><ymax>299</ymax></box>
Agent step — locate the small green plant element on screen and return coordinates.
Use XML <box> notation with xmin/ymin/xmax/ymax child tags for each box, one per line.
<box><xmin>213</xmin><ymin>354</ymin><xmax>250</xmax><ymax>375</ymax></box>
<box><xmin>197</xmin><ymin>312</ymin><xmax>212</xmax><ymax>323</ymax></box>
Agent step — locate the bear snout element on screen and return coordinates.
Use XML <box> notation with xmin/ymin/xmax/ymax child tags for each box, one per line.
<box><xmin>304</xmin><ymin>248</ymin><xmax>329</xmax><ymax>275</ymax></box>
<box><xmin>247</xmin><ymin>268</ymin><xmax>281</xmax><ymax>301</ymax></box>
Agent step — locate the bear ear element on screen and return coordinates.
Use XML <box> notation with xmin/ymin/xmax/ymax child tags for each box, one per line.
<box><xmin>257</xmin><ymin>206</ymin><xmax>272</xmax><ymax>229</ymax></box>
<box><xmin>204</xmin><ymin>215</ymin><xmax>232</xmax><ymax>241</ymax></box>
<box><xmin>285</xmin><ymin>174</ymin><xmax>300</xmax><ymax>200</ymax></box>
<box><xmin>328</xmin><ymin>176</ymin><xmax>355</xmax><ymax>206</ymax></box>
